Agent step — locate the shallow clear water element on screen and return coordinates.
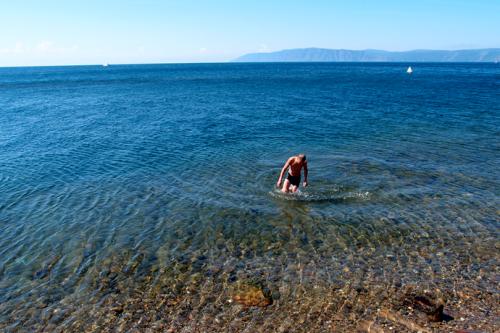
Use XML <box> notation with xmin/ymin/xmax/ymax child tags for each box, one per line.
<box><xmin>0</xmin><ymin>63</ymin><xmax>498</xmax><ymax>331</ymax></box>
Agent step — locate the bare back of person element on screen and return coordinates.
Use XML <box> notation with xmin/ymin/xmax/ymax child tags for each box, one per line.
<box><xmin>276</xmin><ymin>154</ymin><xmax>308</xmax><ymax>193</ymax></box>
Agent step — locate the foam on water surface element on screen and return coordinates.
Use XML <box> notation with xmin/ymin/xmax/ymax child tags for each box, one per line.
<box><xmin>269</xmin><ymin>185</ymin><xmax>371</xmax><ymax>203</ymax></box>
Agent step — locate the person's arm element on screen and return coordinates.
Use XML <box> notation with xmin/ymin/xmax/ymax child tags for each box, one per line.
<box><xmin>276</xmin><ymin>158</ymin><xmax>291</xmax><ymax>188</ymax></box>
<box><xmin>303</xmin><ymin>161</ymin><xmax>308</xmax><ymax>187</ymax></box>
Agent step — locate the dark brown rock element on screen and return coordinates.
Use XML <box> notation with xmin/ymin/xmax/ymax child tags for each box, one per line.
<box><xmin>413</xmin><ymin>295</ymin><xmax>445</xmax><ymax>321</ymax></box>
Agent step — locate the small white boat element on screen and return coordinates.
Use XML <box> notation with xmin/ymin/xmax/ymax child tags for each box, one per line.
<box><xmin>407</xmin><ymin>66</ymin><xmax>413</xmax><ymax>74</ymax></box>
<box><xmin>102</xmin><ymin>63</ymin><xmax>109</xmax><ymax>67</ymax></box>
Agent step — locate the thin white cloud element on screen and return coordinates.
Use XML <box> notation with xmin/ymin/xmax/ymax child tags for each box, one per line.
<box><xmin>0</xmin><ymin>41</ymin><xmax>78</xmax><ymax>56</ymax></box>
<box><xmin>36</xmin><ymin>40</ymin><xmax>55</xmax><ymax>52</ymax></box>
<box><xmin>35</xmin><ymin>40</ymin><xmax>78</xmax><ymax>54</ymax></box>
<box><xmin>258</xmin><ymin>44</ymin><xmax>269</xmax><ymax>52</ymax></box>
<box><xmin>0</xmin><ymin>42</ymin><xmax>26</xmax><ymax>55</ymax></box>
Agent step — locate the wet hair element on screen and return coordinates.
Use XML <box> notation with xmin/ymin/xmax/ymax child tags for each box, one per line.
<box><xmin>299</xmin><ymin>154</ymin><xmax>306</xmax><ymax>161</ymax></box>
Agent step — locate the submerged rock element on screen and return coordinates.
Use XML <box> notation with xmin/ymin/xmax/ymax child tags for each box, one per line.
<box><xmin>412</xmin><ymin>295</ymin><xmax>444</xmax><ymax>322</ymax></box>
<box><xmin>34</xmin><ymin>255</ymin><xmax>61</xmax><ymax>279</ymax></box>
<box><xmin>232</xmin><ymin>283</ymin><xmax>272</xmax><ymax>307</ymax></box>
<box><xmin>402</xmin><ymin>290</ymin><xmax>451</xmax><ymax>322</ymax></box>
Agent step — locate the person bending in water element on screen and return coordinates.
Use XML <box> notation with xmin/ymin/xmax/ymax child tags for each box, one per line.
<box><xmin>276</xmin><ymin>154</ymin><xmax>308</xmax><ymax>193</ymax></box>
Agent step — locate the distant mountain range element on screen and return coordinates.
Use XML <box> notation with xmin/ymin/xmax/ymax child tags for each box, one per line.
<box><xmin>233</xmin><ymin>48</ymin><xmax>500</xmax><ymax>62</ymax></box>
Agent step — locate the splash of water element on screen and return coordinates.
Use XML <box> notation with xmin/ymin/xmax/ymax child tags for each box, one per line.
<box><xmin>269</xmin><ymin>185</ymin><xmax>370</xmax><ymax>203</ymax></box>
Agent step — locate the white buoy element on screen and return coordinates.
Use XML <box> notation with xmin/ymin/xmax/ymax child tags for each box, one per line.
<box><xmin>407</xmin><ymin>66</ymin><xmax>413</xmax><ymax>74</ymax></box>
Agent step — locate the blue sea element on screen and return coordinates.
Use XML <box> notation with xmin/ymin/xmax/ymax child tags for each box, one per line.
<box><xmin>0</xmin><ymin>63</ymin><xmax>498</xmax><ymax>331</ymax></box>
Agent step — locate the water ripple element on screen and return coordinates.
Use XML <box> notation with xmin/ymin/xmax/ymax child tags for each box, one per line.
<box><xmin>0</xmin><ymin>63</ymin><xmax>498</xmax><ymax>331</ymax></box>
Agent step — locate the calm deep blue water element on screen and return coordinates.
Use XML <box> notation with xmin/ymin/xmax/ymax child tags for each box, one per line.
<box><xmin>0</xmin><ymin>63</ymin><xmax>498</xmax><ymax>331</ymax></box>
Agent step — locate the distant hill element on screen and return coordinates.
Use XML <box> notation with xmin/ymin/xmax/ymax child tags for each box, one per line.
<box><xmin>233</xmin><ymin>48</ymin><xmax>500</xmax><ymax>62</ymax></box>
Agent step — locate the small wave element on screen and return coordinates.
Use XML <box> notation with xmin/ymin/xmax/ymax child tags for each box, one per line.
<box><xmin>269</xmin><ymin>187</ymin><xmax>370</xmax><ymax>203</ymax></box>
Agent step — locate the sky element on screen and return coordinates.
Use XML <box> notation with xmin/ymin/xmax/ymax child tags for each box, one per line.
<box><xmin>1</xmin><ymin>0</ymin><xmax>499</xmax><ymax>66</ymax></box>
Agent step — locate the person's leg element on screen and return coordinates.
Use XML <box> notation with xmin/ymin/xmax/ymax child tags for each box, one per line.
<box><xmin>291</xmin><ymin>185</ymin><xmax>298</xmax><ymax>193</ymax></box>
<box><xmin>281</xmin><ymin>179</ymin><xmax>291</xmax><ymax>193</ymax></box>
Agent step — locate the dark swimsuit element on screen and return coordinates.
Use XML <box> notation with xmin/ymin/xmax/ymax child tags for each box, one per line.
<box><xmin>287</xmin><ymin>173</ymin><xmax>301</xmax><ymax>187</ymax></box>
